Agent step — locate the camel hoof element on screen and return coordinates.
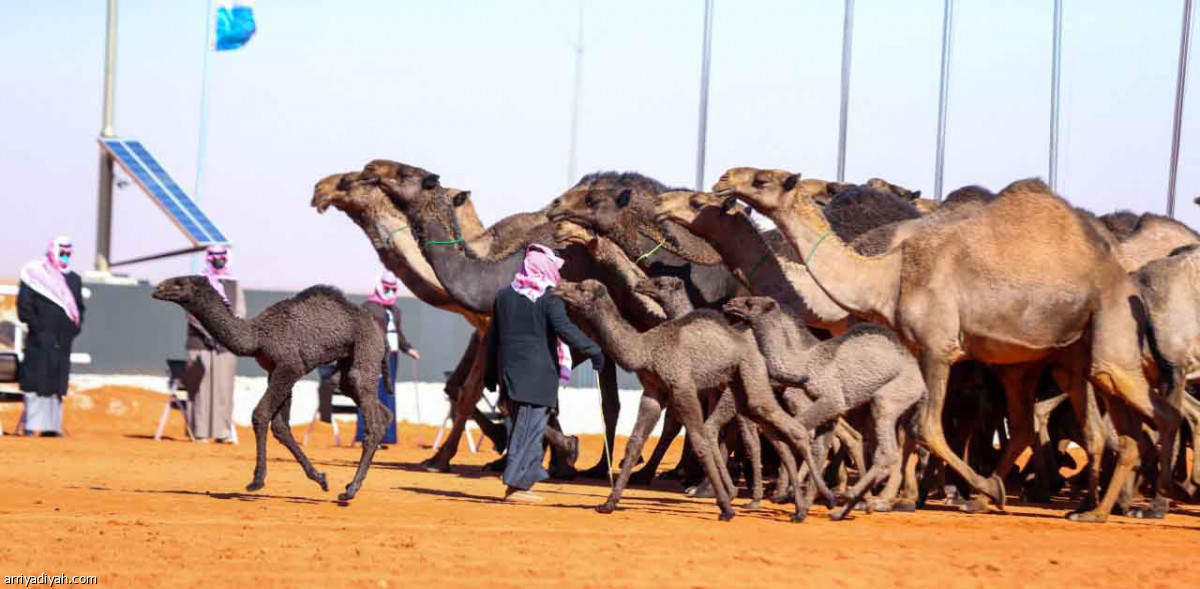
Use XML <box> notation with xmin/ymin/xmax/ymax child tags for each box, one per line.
<box><xmin>718</xmin><ymin>510</ymin><xmax>735</xmax><ymax>522</ymax></box>
<box><xmin>245</xmin><ymin>481</ymin><xmax>264</xmax><ymax>492</ymax></box>
<box><xmin>548</xmin><ymin>465</ymin><xmax>578</xmax><ymax>480</ymax></box>
<box><xmin>421</xmin><ymin>457</ymin><xmax>452</xmax><ymax>474</ymax></box>
<box><xmin>1128</xmin><ymin>496</ymin><xmax>1170</xmax><ymax>520</ymax></box>
<box><xmin>828</xmin><ymin>507</ymin><xmax>853</xmax><ymax>521</ymax></box>
<box><xmin>337</xmin><ymin>492</ymin><xmax>355</xmax><ymax>502</ymax></box>
<box><xmin>871</xmin><ymin>499</ymin><xmax>892</xmax><ymax>513</ymax></box>
<box><xmin>314</xmin><ymin>472</ymin><xmax>329</xmax><ymax>492</ymax></box>
<box><xmin>595</xmin><ymin>503</ymin><xmax>616</xmax><ymax>514</ymax></box>
<box><xmin>769</xmin><ymin>490</ymin><xmax>793</xmax><ymax>504</ymax></box>
<box><xmin>481</xmin><ymin>457</ymin><xmax>507</xmax><ymax>473</ymax></box>
<box><xmin>1066</xmin><ymin>510</ymin><xmax>1107</xmax><ymax>523</ymax></box>
<box><xmin>790</xmin><ymin>513</ymin><xmax>806</xmax><ymax>524</ymax></box>
<box><xmin>989</xmin><ymin>474</ymin><xmax>1007</xmax><ymax>510</ymax></box>
<box><xmin>688</xmin><ymin>481</ymin><xmax>716</xmax><ymax>499</ymax></box>
<box><xmin>744</xmin><ymin>500</ymin><xmax>762</xmax><ymax>510</ymax></box>
<box><xmin>959</xmin><ymin>495</ymin><xmax>991</xmax><ymax>514</ymax></box>
<box><xmin>889</xmin><ymin>499</ymin><xmax>917</xmax><ymax>513</ymax></box>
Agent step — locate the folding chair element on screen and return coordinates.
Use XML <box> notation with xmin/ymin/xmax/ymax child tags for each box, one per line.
<box><xmin>303</xmin><ymin>363</ymin><xmax>357</xmax><ymax>447</ymax></box>
<box><xmin>432</xmin><ymin>371</ymin><xmax>503</xmax><ymax>453</ymax></box>
<box><xmin>155</xmin><ymin>359</ymin><xmax>194</xmax><ymax>441</ymax></box>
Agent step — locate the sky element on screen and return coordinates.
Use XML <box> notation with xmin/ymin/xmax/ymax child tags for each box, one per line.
<box><xmin>2</xmin><ymin>0</ymin><xmax>1197</xmax><ymax>294</ymax></box>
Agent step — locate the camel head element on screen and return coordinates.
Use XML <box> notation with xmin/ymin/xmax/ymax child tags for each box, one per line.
<box><xmin>152</xmin><ymin>275</ymin><xmax>216</xmax><ymax>305</ymax></box>
<box><xmin>654</xmin><ymin>190</ymin><xmax>750</xmax><ymax>231</ymax></box>
<box><xmin>713</xmin><ymin>167</ymin><xmax>824</xmax><ymax>215</ymax></box>
<box><xmin>360</xmin><ymin>159</ymin><xmax>441</xmax><ymax>209</ymax></box>
<box><xmin>865</xmin><ymin>178</ymin><xmax>921</xmax><ymax>202</ymax></box>
<box><xmin>633</xmin><ymin>276</ymin><xmax>685</xmax><ymax>304</ymax></box>
<box><xmin>553</xmin><ymin>279</ymin><xmax>612</xmax><ymax>312</ymax></box>
<box><xmin>721</xmin><ymin>296</ymin><xmax>779</xmax><ymax>324</ymax></box>
<box><xmin>311</xmin><ymin>172</ymin><xmax>352</xmax><ymax>213</ymax></box>
<box><xmin>553</xmin><ymin>218</ymin><xmax>598</xmax><ymax>248</ymax></box>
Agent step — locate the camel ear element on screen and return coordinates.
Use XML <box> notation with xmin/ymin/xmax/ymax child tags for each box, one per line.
<box><xmin>910</xmin><ymin>190</ymin><xmax>922</xmax><ymax>199</ymax></box>
<box><xmin>721</xmin><ymin>197</ymin><xmax>739</xmax><ymax>213</ymax></box>
<box><xmin>758</xmin><ymin>298</ymin><xmax>779</xmax><ymax>313</ymax></box>
<box><xmin>782</xmin><ymin>174</ymin><xmax>799</xmax><ymax>192</ymax></box>
<box><xmin>421</xmin><ymin>174</ymin><xmax>440</xmax><ymax>190</ymax></box>
<box><xmin>452</xmin><ymin>191</ymin><xmax>470</xmax><ymax>207</ymax></box>
<box><xmin>615</xmin><ymin>189</ymin><xmax>632</xmax><ymax>209</ymax></box>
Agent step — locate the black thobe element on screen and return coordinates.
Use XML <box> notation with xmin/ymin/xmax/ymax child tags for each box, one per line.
<box><xmin>17</xmin><ymin>273</ymin><xmax>84</xmax><ymax>396</ymax></box>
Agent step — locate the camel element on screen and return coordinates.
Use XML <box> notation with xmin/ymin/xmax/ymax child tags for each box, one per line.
<box><xmin>631</xmin><ymin>275</ymin><xmax>765</xmax><ymax>505</ymax></box>
<box><xmin>1136</xmin><ymin>244</ymin><xmax>1200</xmax><ymax>491</ymax></box>
<box><xmin>554</xmin><ymin>279</ymin><xmax>837</xmax><ymax>522</ymax></box>
<box><xmin>1099</xmin><ymin>210</ymin><xmax>1200</xmax><ymax>270</ymax></box>
<box><xmin>151</xmin><ymin>276</ymin><xmax>390</xmax><ymax>501</ymax></box>
<box><xmin>314</xmin><ymin>165</ymin><xmax>590</xmax><ymax>474</ymax></box>
<box><xmin>722</xmin><ymin>296</ymin><xmax>926</xmax><ymax>520</ymax></box>
<box><xmin>718</xmin><ymin>167</ymin><xmax>1182</xmax><ymax>522</ymax></box>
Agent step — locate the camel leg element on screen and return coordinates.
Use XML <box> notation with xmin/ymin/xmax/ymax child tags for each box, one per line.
<box><xmin>268</xmin><ymin>395</ymin><xmax>329</xmax><ymax>492</ymax></box>
<box><xmin>597</xmin><ymin>391</ymin><xmax>664</xmax><ymax>514</ymax></box>
<box><xmin>423</xmin><ymin>344</ymin><xmax>488</xmax><ymax>473</ymax></box>
<box><xmin>340</xmin><ymin>355</ymin><xmax>391</xmax><ymax>501</ymax></box>
<box><xmin>629</xmin><ymin>411</ymin><xmax>682</xmax><ymax>486</ymax></box>
<box><xmin>734</xmin><ymin>415</ymin><xmax>764</xmax><ymax>508</ymax></box>
<box><xmin>668</xmin><ymin>387</ymin><xmax>736</xmax><ymax>521</ymax></box>
<box><xmin>957</xmin><ymin>366</ymin><xmax>1035</xmax><ymax>512</ymax></box>
<box><xmin>1050</xmin><ymin>358</ymin><xmax>1104</xmax><ymax>513</ymax></box>
<box><xmin>1184</xmin><ymin>394</ymin><xmax>1200</xmax><ymax>489</ymax></box>
<box><xmin>917</xmin><ymin>356</ymin><xmax>1005</xmax><ymax>509</ymax></box>
<box><xmin>246</xmin><ymin>368</ymin><xmax>301</xmax><ymax>492</ymax></box>
<box><xmin>732</xmin><ymin>360</ymin><xmax>836</xmax><ymax>517</ymax></box>
<box><xmin>580</xmin><ymin>360</ymin><xmax>621</xmax><ymax>479</ymax></box>
<box><xmin>700</xmin><ymin>390</ymin><xmax>739</xmax><ymax>501</ymax></box>
<box><xmin>831</xmin><ymin>388</ymin><xmax>907</xmax><ymax>520</ymax></box>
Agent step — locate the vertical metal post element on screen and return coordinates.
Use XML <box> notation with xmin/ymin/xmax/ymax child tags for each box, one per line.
<box><xmin>933</xmin><ymin>0</ymin><xmax>954</xmax><ymax>201</ymax></box>
<box><xmin>1048</xmin><ymin>0</ymin><xmax>1064</xmax><ymax>191</ymax></box>
<box><xmin>836</xmin><ymin>0</ymin><xmax>855</xmax><ymax>182</ymax></box>
<box><xmin>694</xmin><ymin>0</ymin><xmax>715</xmax><ymax>190</ymax></box>
<box><xmin>566</xmin><ymin>0</ymin><xmax>585</xmax><ymax>187</ymax></box>
<box><xmin>95</xmin><ymin>0</ymin><xmax>119</xmax><ymax>272</ymax></box>
<box><xmin>192</xmin><ymin>0</ymin><xmax>217</xmax><ymax>273</ymax></box>
<box><xmin>1168</xmin><ymin>0</ymin><xmax>1194</xmax><ymax>218</ymax></box>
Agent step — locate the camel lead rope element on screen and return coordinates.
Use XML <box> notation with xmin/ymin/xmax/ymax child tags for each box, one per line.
<box><xmin>632</xmin><ymin>240</ymin><xmax>666</xmax><ymax>268</ymax></box>
<box><xmin>425</xmin><ymin>238</ymin><xmax>464</xmax><ymax>246</ymax></box>
<box><xmin>594</xmin><ymin>368</ymin><xmax>615</xmax><ymax>488</ymax></box>
<box><xmin>804</xmin><ymin>231</ymin><xmax>832</xmax><ymax>266</ymax></box>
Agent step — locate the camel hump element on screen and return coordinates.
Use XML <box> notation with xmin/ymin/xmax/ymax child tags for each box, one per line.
<box><xmin>295</xmin><ymin>285</ymin><xmax>348</xmax><ymax>303</ymax></box>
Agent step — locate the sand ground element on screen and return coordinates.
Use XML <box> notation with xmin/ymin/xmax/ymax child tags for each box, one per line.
<box><xmin>1</xmin><ymin>386</ymin><xmax>1198</xmax><ymax>588</ymax></box>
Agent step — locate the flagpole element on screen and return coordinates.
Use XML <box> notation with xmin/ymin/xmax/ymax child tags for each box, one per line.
<box><xmin>1167</xmin><ymin>0</ymin><xmax>1194</xmax><ymax>218</ymax></box>
<box><xmin>192</xmin><ymin>0</ymin><xmax>217</xmax><ymax>273</ymax></box>
<box><xmin>566</xmin><ymin>0</ymin><xmax>584</xmax><ymax>188</ymax></box>
<box><xmin>694</xmin><ymin>0</ymin><xmax>714</xmax><ymax>191</ymax></box>
<box><xmin>1048</xmin><ymin>0</ymin><xmax>1064</xmax><ymax>192</ymax></box>
<box><xmin>95</xmin><ymin>0</ymin><xmax>119</xmax><ymax>272</ymax></box>
<box><xmin>933</xmin><ymin>0</ymin><xmax>954</xmax><ymax>201</ymax></box>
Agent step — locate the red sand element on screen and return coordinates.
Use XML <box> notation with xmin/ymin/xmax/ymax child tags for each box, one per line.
<box><xmin>1</xmin><ymin>385</ymin><xmax>1198</xmax><ymax>588</ymax></box>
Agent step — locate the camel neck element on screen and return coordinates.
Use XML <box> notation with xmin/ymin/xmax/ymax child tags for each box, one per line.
<box><xmin>184</xmin><ymin>291</ymin><xmax>257</xmax><ymax>355</ymax></box>
<box><xmin>773</xmin><ymin>198</ymin><xmax>901</xmax><ymax>327</ymax></box>
<box><xmin>693</xmin><ymin>214</ymin><xmax>816</xmax><ymax>319</ymax></box>
<box><xmin>580</xmin><ymin>301</ymin><xmax>650</xmax><ymax>371</ymax></box>
<box><xmin>411</xmin><ymin>205</ymin><xmax>522</xmax><ymax>315</ymax></box>
<box><xmin>588</xmin><ymin>239</ymin><xmax>667</xmax><ymax>327</ymax></box>
<box><xmin>358</xmin><ymin>212</ymin><xmax>454</xmax><ymax>309</ymax></box>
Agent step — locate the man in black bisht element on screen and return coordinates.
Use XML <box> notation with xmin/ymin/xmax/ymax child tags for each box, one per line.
<box><xmin>485</xmin><ymin>244</ymin><xmax>603</xmax><ymax>503</ymax></box>
<box><xmin>17</xmin><ymin>236</ymin><xmax>85</xmax><ymax>436</ymax></box>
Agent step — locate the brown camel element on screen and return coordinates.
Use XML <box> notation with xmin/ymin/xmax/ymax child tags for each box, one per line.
<box><xmin>152</xmin><ymin>277</ymin><xmax>390</xmax><ymax>501</ymax></box>
<box><xmin>718</xmin><ymin>167</ymin><xmax>1182</xmax><ymax>522</ymax></box>
<box><xmin>722</xmin><ymin>296</ymin><xmax>926</xmax><ymax>520</ymax></box>
<box><xmin>554</xmin><ymin>279</ymin><xmax>836</xmax><ymax>522</ymax></box>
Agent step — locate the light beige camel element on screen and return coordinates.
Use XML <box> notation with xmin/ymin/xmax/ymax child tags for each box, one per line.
<box><xmin>717</xmin><ymin>168</ymin><xmax>1182</xmax><ymax>522</ymax></box>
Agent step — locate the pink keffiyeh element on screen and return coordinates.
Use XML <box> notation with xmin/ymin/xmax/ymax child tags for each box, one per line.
<box><xmin>511</xmin><ymin>244</ymin><xmax>573</xmax><ymax>384</ymax></box>
<box><xmin>201</xmin><ymin>245</ymin><xmax>234</xmax><ymax>305</ymax></box>
<box><xmin>19</xmin><ymin>236</ymin><xmax>80</xmax><ymax>326</ymax></box>
<box><xmin>367</xmin><ymin>271</ymin><xmax>400</xmax><ymax>306</ymax></box>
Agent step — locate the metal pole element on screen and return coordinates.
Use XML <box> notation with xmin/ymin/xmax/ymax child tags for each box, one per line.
<box><xmin>1167</xmin><ymin>0</ymin><xmax>1194</xmax><ymax>218</ymax></box>
<box><xmin>836</xmin><ymin>0</ymin><xmax>855</xmax><ymax>182</ymax></box>
<box><xmin>566</xmin><ymin>0</ymin><xmax>585</xmax><ymax>187</ymax></box>
<box><xmin>95</xmin><ymin>0</ymin><xmax>118</xmax><ymax>272</ymax></box>
<box><xmin>694</xmin><ymin>0</ymin><xmax>715</xmax><ymax>191</ymax></box>
<box><xmin>192</xmin><ymin>0</ymin><xmax>217</xmax><ymax>273</ymax></box>
<box><xmin>933</xmin><ymin>0</ymin><xmax>954</xmax><ymax>201</ymax></box>
<box><xmin>1048</xmin><ymin>0</ymin><xmax>1064</xmax><ymax>191</ymax></box>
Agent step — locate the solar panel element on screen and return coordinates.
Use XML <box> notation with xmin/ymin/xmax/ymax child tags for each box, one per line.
<box><xmin>98</xmin><ymin>138</ymin><xmax>229</xmax><ymax>246</ymax></box>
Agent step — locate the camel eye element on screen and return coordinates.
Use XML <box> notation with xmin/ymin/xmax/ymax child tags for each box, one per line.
<box><xmin>751</xmin><ymin>178</ymin><xmax>766</xmax><ymax>189</ymax></box>
<box><xmin>689</xmin><ymin>197</ymin><xmax>704</xmax><ymax>211</ymax></box>
<box><xmin>585</xmin><ymin>196</ymin><xmax>597</xmax><ymax>208</ymax></box>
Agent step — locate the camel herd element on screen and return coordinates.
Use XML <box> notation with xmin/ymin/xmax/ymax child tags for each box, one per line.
<box><xmin>310</xmin><ymin>159</ymin><xmax>1200</xmax><ymax>523</ymax></box>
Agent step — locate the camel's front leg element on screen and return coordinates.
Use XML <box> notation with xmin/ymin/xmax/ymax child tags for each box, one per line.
<box><xmin>246</xmin><ymin>368</ymin><xmax>300</xmax><ymax>492</ymax></box>
<box><xmin>597</xmin><ymin>391</ymin><xmax>664</xmax><ymax>513</ymax></box>
<box><xmin>269</xmin><ymin>395</ymin><xmax>328</xmax><ymax>492</ymax></box>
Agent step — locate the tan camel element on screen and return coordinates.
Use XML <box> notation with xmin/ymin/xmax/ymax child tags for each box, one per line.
<box><xmin>717</xmin><ymin>167</ymin><xmax>1182</xmax><ymax>522</ymax></box>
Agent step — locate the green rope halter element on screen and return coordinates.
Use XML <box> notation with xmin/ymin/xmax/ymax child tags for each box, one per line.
<box><xmin>389</xmin><ymin>225</ymin><xmax>409</xmax><ymax>239</ymax></box>
<box><xmin>741</xmin><ymin>251</ymin><xmax>772</xmax><ymax>286</ymax></box>
<box><xmin>425</xmin><ymin>238</ymin><xmax>464</xmax><ymax>246</ymax></box>
<box><xmin>634</xmin><ymin>240</ymin><xmax>666</xmax><ymax>266</ymax></box>
<box><xmin>804</xmin><ymin>231</ymin><xmax>832</xmax><ymax>266</ymax></box>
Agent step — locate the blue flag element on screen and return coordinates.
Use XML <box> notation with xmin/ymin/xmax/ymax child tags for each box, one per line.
<box><xmin>214</xmin><ymin>0</ymin><xmax>256</xmax><ymax>51</ymax></box>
